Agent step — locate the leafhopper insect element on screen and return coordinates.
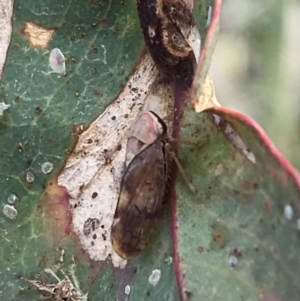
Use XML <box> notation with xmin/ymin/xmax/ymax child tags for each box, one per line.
<box><xmin>111</xmin><ymin>111</ymin><xmax>194</xmax><ymax>259</ymax></box>
<box><xmin>110</xmin><ymin>111</ymin><xmax>169</xmax><ymax>259</ymax></box>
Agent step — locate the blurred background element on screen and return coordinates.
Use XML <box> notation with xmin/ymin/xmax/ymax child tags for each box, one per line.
<box><xmin>210</xmin><ymin>0</ymin><xmax>300</xmax><ymax>170</ymax></box>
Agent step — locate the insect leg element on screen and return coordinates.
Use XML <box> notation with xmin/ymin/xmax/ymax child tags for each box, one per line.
<box><xmin>44</xmin><ymin>268</ymin><xmax>61</xmax><ymax>282</ymax></box>
<box><xmin>169</xmin><ymin>150</ymin><xmax>196</xmax><ymax>193</ymax></box>
<box><xmin>68</xmin><ymin>257</ymin><xmax>80</xmax><ymax>291</ymax></box>
<box><xmin>169</xmin><ymin>137</ymin><xmax>203</xmax><ymax>148</ymax></box>
<box><xmin>53</xmin><ymin>248</ymin><xmax>65</xmax><ymax>272</ymax></box>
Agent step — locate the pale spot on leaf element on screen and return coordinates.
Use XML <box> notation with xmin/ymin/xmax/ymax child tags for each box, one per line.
<box><xmin>148</xmin><ymin>269</ymin><xmax>161</xmax><ymax>286</ymax></box>
<box><xmin>20</xmin><ymin>21</ymin><xmax>56</xmax><ymax>49</ymax></box>
<box><xmin>214</xmin><ymin>163</ymin><xmax>224</xmax><ymax>176</ymax></box>
<box><xmin>0</xmin><ymin>102</ymin><xmax>10</xmax><ymax>116</ymax></box>
<box><xmin>284</xmin><ymin>204</ymin><xmax>293</xmax><ymax>220</ymax></box>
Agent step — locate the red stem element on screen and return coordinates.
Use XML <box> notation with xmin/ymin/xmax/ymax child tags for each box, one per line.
<box><xmin>170</xmin><ymin>1</ymin><xmax>223</xmax><ymax>300</ymax></box>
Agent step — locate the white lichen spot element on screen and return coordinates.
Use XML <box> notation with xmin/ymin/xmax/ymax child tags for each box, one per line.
<box><xmin>101</xmin><ymin>44</ymin><xmax>107</xmax><ymax>65</ymax></box>
<box><xmin>0</xmin><ymin>102</ymin><xmax>10</xmax><ymax>116</ymax></box>
<box><xmin>296</xmin><ymin>219</ymin><xmax>300</xmax><ymax>231</ymax></box>
<box><xmin>284</xmin><ymin>204</ymin><xmax>293</xmax><ymax>220</ymax></box>
<box><xmin>164</xmin><ymin>256</ymin><xmax>173</xmax><ymax>265</ymax></box>
<box><xmin>26</xmin><ymin>171</ymin><xmax>35</xmax><ymax>183</ymax></box>
<box><xmin>148</xmin><ymin>269</ymin><xmax>161</xmax><ymax>286</ymax></box>
<box><xmin>228</xmin><ymin>255</ymin><xmax>238</xmax><ymax>267</ymax></box>
<box><xmin>124</xmin><ymin>285</ymin><xmax>131</xmax><ymax>295</ymax></box>
<box><xmin>41</xmin><ymin>161</ymin><xmax>54</xmax><ymax>174</ymax></box>
<box><xmin>214</xmin><ymin>163</ymin><xmax>224</xmax><ymax>176</ymax></box>
<box><xmin>3</xmin><ymin>204</ymin><xmax>18</xmax><ymax>219</ymax></box>
<box><xmin>49</xmin><ymin>48</ymin><xmax>66</xmax><ymax>74</ymax></box>
<box><xmin>7</xmin><ymin>194</ymin><xmax>18</xmax><ymax>204</ymax></box>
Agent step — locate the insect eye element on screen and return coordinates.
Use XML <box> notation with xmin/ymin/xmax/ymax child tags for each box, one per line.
<box><xmin>148</xmin><ymin>111</ymin><xmax>167</xmax><ymax>136</ymax></box>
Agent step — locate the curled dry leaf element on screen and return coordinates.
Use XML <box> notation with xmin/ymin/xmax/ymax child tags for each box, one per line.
<box><xmin>136</xmin><ymin>0</ymin><xmax>201</xmax><ymax>85</ymax></box>
<box><xmin>57</xmin><ymin>53</ymin><xmax>174</xmax><ymax>267</ymax></box>
<box><xmin>194</xmin><ymin>74</ymin><xmax>221</xmax><ymax>112</ymax></box>
<box><xmin>191</xmin><ymin>1</ymin><xmax>222</xmax><ymax>111</ymax></box>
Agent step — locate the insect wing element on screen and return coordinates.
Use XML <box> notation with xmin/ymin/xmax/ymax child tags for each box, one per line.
<box><xmin>111</xmin><ymin>138</ymin><xmax>167</xmax><ymax>259</ymax></box>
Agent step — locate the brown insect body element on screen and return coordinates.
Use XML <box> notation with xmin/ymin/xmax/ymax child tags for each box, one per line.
<box><xmin>111</xmin><ymin>111</ymin><xmax>169</xmax><ymax>259</ymax></box>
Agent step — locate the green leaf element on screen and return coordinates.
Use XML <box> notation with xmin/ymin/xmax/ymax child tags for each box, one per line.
<box><xmin>0</xmin><ymin>0</ymin><xmax>214</xmax><ymax>300</ymax></box>
<box><xmin>3</xmin><ymin>0</ymin><xmax>298</xmax><ymax>301</ymax></box>
<box><xmin>174</xmin><ymin>107</ymin><xmax>300</xmax><ymax>301</ymax></box>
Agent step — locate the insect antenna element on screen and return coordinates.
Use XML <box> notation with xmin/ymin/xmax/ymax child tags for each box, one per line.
<box><xmin>169</xmin><ymin>150</ymin><xmax>196</xmax><ymax>193</ymax></box>
<box><xmin>169</xmin><ymin>137</ymin><xmax>203</xmax><ymax>148</ymax></box>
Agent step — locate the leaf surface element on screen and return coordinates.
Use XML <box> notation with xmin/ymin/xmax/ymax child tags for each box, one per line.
<box><xmin>173</xmin><ymin>106</ymin><xmax>300</xmax><ymax>301</ymax></box>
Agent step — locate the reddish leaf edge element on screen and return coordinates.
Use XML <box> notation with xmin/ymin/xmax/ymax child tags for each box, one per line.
<box><xmin>191</xmin><ymin>0</ymin><xmax>222</xmax><ymax>105</ymax></box>
<box><xmin>207</xmin><ymin>106</ymin><xmax>300</xmax><ymax>190</ymax></box>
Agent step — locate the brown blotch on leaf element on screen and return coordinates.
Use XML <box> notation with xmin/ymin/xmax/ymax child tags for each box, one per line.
<box><xmin>185</xmin><ymin>291</ymin><xmax>192</xmax><ymax>301</ymax></box>
<box><xmin>210</xmin><ymin>222</ymin><xmax>228</xmax><ymax>250</ymax></box>
<box><xmin>213</xmin><ymin>233</ymin><xmax>221</xmax><ymax>241</ymax></box>
<box><xmin>20</xmin><ymin>21</ymin><xmax>57</xmax><ymax>49</ymax></box>
<box><xmin>231</xmin><ymin>248</ymin><xmax>242</xmax><ymax>258</ymax></box>
<box><xmin>94</xmin><ymin>88</ymin><xmax>101</xmax><ymax>95</ymax></box>
<box><xmin>37</xmin><ymin>176</ymin><xmax>72</xmax><ymax>240</ymax></box>
<box><xmin>259</xmin><ymin>291</ymin><xmax>284</xmax><ymax>301</ymax></box>
<box><xmin>99</xmin><ymin>18</ymin><xmax>107</xmax><ymax>26</ymax></box>
<box><xmin>263</xmin><ymin>200</ymin><xmax>271</xmax><ymax>213</ymax></box>
<box><xmin>35</xmin><ymin>106</ymin><xmax>43</xmax><ymax>115</ymax></box>
<box><xmin>197</xmin><ymin>246</ymin><xmax>204</xmax><ymax>253</ymax></box>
